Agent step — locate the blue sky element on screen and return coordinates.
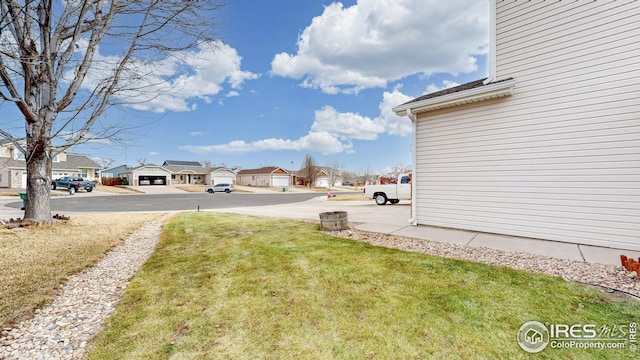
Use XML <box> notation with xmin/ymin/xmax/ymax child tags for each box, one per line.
<box><xmin>40</xmin><ymin>0</ymin><xmax>491</xmax><ymax>174</ymax></box>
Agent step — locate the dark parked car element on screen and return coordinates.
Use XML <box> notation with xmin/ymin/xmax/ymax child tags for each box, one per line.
<box><xmin>51</xmin><ymin>176</ymin><xmax>94</xmax><ymax>193</ymax></box>
<box><xmin>205</xmin><ymin>183</ymin><xmax>234</xmax><ymax>194</ymax></box>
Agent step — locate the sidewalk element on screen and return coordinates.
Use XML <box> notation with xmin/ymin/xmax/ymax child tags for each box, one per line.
<box><xmin>208</xmin><ymin>197</ymin><xmax>640</xmax><ymax>267</ymax></box>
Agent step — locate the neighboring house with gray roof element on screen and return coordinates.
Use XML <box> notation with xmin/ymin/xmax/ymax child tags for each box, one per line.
<box><xmin>393</xmin><ymin>0</ymin><xmax>640</xmax><ymax>251</ymax></box>
<box><xmin>0</xmin><ymin>140</ymin><xmax>100</xmax><ymax>188</ymax></box>
<box><xmin>120</xmin><ymin>161</ymin><xmax>236</xmax><ymax>186</ymax></box>
<box><xmin>101</xmin><ymin>165</ymin><xmax>129</xmax><ymax>178</ymax></box>
<box><xmin>163</xmin><ymin>160</ymin><xmax>203</xmax><ymax>167</ymax></box>
<box><xmin>236</xmin><ymin>166</ymin><xmax>291</xmax><ymax>187</ymax></box>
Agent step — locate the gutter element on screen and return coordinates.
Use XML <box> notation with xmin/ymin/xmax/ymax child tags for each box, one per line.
<box><xmin>484</xmin><ymin>0</ymin><xmax>497</xmax><ymax>85</ymax></box>
<box><xmin>407</xmin><ymin>109</ymin><xmax>418</xmax><ymax>226</ymax></box>
<box><xmin>393</xmin><ymin>78</ymin><xmax>516</xmax><ymax>116</ymax></box>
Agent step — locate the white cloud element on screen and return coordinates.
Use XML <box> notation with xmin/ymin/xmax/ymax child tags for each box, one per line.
<box><xmin>311</xmin><ymin>106</ymin><xmax>385</xmax><ymax>141</ymax></box>
<box><xmin>73</xmin><ymin>41</ymin><xmax>258</xmax><ymax>113</ymax></box>
<box><xmin>189</xmin><ymin>131</ymin><xmax>206</xmax><ymax>136</ymax></box>
<box><xmin>180</xmin><ymin>132</ymin><xmax>353</xmax><ymax>155</ymax></box>
<box><xmin>180</xmin><ymin>89</ymin><xmax>413</xmax><ymax>156</ymax></box>
<box><xmin>378</xmin><ymin>89</ymin><xmax>413</xmax><ymax>136</ymax></box>
<box><xmin>270</xmin><ymin>0</ymin><xmax>488</xmax><ymax>94</ymax></box>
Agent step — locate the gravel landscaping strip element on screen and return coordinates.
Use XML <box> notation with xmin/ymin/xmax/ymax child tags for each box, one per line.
<box><xmin>0</xmin><ymin>214</ymin><xmax>169</xmax><ymax>360</ymax></box>
<box><xmin>329</xmin><ymin>228</ymin><xmax>640</xmax><ymax>298</ymax></box>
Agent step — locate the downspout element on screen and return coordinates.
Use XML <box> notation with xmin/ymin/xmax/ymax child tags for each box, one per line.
<box><xmin>483</xmin><ymin>0</ymin><xmax>497</xmax><ymax>85</ymax></box>
<box><xmin>407</xmin><ymin>108</ymin><xmax>418</xmax><ymax>226</ymax></box>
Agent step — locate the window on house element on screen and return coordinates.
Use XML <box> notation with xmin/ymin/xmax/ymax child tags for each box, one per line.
<box><xmin>80</xmin><ymin>170</ymin><xmax>88</xmax><ymax>178</ymax></box>
<box><xmin>52</xmin><ymin>155</ymin><xmax>59</xmax><ymax>162</ymax></box>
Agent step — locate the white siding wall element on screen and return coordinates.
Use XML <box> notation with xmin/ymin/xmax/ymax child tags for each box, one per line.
<box><xmin>238</xmin><ymin>174</ymin><xmax>271</xmax><ymax>186</ymax></box>
<box><xmin>415</xmin><ymin>1</ymin><xmax>640</xmax><ymax>250</ymax></box>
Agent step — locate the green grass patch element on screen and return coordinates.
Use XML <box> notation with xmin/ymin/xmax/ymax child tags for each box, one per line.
<box><xmin>87</xmin><ymin>212</ymin><xmax>639</xmax><ymax>359</ymax></box>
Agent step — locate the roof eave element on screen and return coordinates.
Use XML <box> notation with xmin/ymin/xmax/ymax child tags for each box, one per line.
<box><xmin>393</xmin><ymin>78</ymin><xmax>516</xmax><ymax>117</ymax></box>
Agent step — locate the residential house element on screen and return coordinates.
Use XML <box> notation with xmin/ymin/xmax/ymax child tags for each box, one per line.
<box><xmin>236</xmin><ymin>166</ymin><xmax>291</xmax><ymax>187</ymax></box>
<box><xmin>393</xmin><ymin>1</ymin><xmax>640</xmax><ymax>250</ymax></box>
<box><xmin>121</xmin><ymin>164</ymin><xmax>172</xmax><ymax>186</ymax></box>
<box><xmin>297</xmin><ymin>165</ymin><xmax>343</xmax><ymax>188</ymax></box>
<box><xmin>163</xmin><ymin>161</ymin><xmax>208</xmax><ymax>185</ymax></box>
<box><xmin>101</xmin><ymin>165</ymin><xmax>129</xmax><ymax>178</ymax></box>
<box><xmin>0</xmin><ymin>140</ymin><xmax>100</xmax><ymax>188</ymax></box>
<box><xmin>208</xmin><ymin>167</ymin><xmax>237</xmax><ymax>185</ymax></box>
<box><xmin>120</xmin><ymin>160</ymin><xmax>236</xmax><ymax>186</ymax></box>
<box><xmin>101</xmin><ymin>165</ymin><xmax>130</xmax><ymax>185</ymax></box>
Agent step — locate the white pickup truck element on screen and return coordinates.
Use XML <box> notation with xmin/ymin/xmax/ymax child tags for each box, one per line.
<box><xmin>363</xmin><ymin>174</ymin><xmax>411</xmax><ymax>205</ymax></box>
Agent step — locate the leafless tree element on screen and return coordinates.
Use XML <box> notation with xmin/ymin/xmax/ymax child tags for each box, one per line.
<box><xmin>0</xmin><ymin>0</ymin><xmax>224</xmax><ymax>221</ymax></box>
<box><xmin>301</xmin><ymin>154</ymin><xmax>317</xmax><ymax>188</ymax></box>
<box><xmin>360</xmin><ymin>165</ymin><xmax>374</xmax><ymax>186</ymax></box>
<box><xmin>379</xmin><ymin>163</ymin><xmax>412</xmax><ymax>181</ymax></box>
<box><xmin>92</xmin><ymin>157</ymin><xmax>115</xmax><ymax>169</ymax></box>
<box><xmin>327</xmin><ymin>159</ymin><xmax>343</xmax><ymax>188</ymax></box>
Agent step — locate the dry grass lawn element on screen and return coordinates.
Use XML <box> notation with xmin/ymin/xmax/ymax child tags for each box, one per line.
<box><xmin>174</xmin><ymin>185</ymin><xmax>208</xmax><ymax>193</ymax></box>
<box><xmin>0</xmin><ymin>212</ymin><xmax>165</xmax><ymax>328</ymax></box>
<box><xmin>328</xmin><ymin>193</ymin><xmax>368</xmax><ymax>201</ymax></box>
<box><xmin>92</xmin><ymin>185</ymin><xmax>141</xmax><ymax>194</ymax></box>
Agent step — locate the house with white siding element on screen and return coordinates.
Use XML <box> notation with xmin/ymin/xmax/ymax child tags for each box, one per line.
<box><xmin>120</xmin><ymin>161</ymin><xmax>237</xmax><ymax>186</ymax></box>
<box><xmin>0</xmin><ymin>140</ymin><xmax>99</xmax><ymax>188</ymax></box>
<box><xmin>393</xmin><ymin>1</ymin><xmax>639</xmax><ymax>250</ymax></box>
<box><xmin>236</xmin><ymin>167</ymin><xmax>291</xmax><ymax>187</ymax></box>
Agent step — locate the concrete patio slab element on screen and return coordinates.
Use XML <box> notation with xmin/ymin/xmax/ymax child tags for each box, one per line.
<box><xmin>391</xmin><ymin>225</ymin><xmax>478</xmax><ymax>246</ymax></box>
<box><xmin>580</xmin><ymin>245</ymin><xmax>640</xmax><ymax>266</ymax></box>
<box><xmin>355</xmin><ymin>223</ymin><xmax>409</xmax><ymax>234</ymax></box>
<box><xmin>469</xmin><ymin>232</ymin><xmax>584</xmax><ymax>261</ymax></box>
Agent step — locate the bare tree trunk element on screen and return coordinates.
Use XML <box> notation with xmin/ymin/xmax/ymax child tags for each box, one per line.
<box><xmin>24</xmin><ymin>138</ymin><xmax>52</xmax><ymax>221</ymax></box>
<box><xmin>23</xmin><ymin>104</ymin><xmax>54</xmax><ymax>221</ymax></box>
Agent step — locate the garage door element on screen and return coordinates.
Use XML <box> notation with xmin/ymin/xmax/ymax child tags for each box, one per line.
<box><xmin>316</xmin><ymin>178</ymin><xmax>329</xmax><ymax>188</ymax></box>
<box><xmin>138</xmin><ymin>175</ymin><xmax>166</xmax><ymax>185</ymax></box>
<box><xmin>213</xmin><ymin>176</ymin><xmax>234</xmax><ymax>185</ymax></box>
<box><xmin>272</xmin><ymin>175</ymin><xmax>290</xmax><ymax>187</ymax></box>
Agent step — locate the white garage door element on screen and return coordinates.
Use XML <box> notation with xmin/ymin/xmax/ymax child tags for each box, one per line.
<box><xmin>315</xmin><ymin>178</ymin><xmax>329</xmax><ymax>188</ymax></box>
<box><xmin>272</xmin><ymin>175</ymin><xmax>290</xmax><ymax>187</ymax></box>
<box><xmin>213</xmin><ymin>176</ymin><xmax>234</xmax><ymax>185</ymax></box>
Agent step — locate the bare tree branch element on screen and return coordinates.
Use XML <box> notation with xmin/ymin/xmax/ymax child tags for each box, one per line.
<box><xmin>0</xmin><ymin>0</ymin><xmax>226</xmax><ymax>221</ymax></box>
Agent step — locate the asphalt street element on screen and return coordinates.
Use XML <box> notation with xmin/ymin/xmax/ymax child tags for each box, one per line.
<box><xmin>4</xmin><ymin>192</ymin><xmax>327</xmax><ymax>213</ymax></box>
